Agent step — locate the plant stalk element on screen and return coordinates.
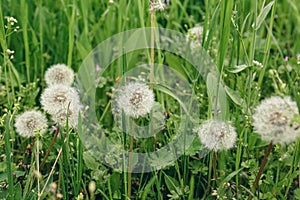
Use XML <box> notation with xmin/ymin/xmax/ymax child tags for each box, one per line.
<box><xmin>247</xmin><ymin>141</ymin><xmax>273</xmax><ymax>200</ymax></box>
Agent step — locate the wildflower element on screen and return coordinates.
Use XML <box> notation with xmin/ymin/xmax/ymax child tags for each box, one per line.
<box><xmin>252</xmin><ymin>96</ymin><xmax>300</xmax><ymax>144</ymax></box>
<box><xmin>6</xmin><ymin>49</ymin><xmax>14</xmax><ymax>54</ymax></box>
<box><xmin>284</xmin><ymin>56</ymin><xmax>289</xmax><ymax>62</ymax></box>
<box><xmin>14</xmin><ymin>110</ymin><xmax>47</xmax><ymax>137</ymax></box>
<box><xmin>186</xmin><ymin>25</ymin><xmax>204</xmax><ymax>49</ymax></box>
<box><xmin>114</xmin><ymin>82</ymin><xmax>155</xmax><ymax>118</ymax></box>
<box><xmin>52</xmin><ymin>125</ymin><xmax>58</xmax><ymax>131</ymax></box>
<box><xmin>5</xmin><ymin>16</ymin><xmax>18</xmax><ymax>25</ymax></box>
<box><xmin>95</xmin><ymin>64</ymin><xmax>100</xmax><ymax>72</ymax></box>
<box><xmin>253</xmin><ymin>60</ymin><xmax>263</xmax><ymax>68</ymax></box>
<box><xmin>40</xmin><ymin>84</ymin><xmax>81</xmax><ymax>116</ymax></box>
<box><xmin>195</xmin><ymin>119</ymin><xmax>237</xmax><ymax>152</ymax></box>
<box><xmin>44</xmin><ymin>64</ymin><xmax>74</xmax><ymax>86</ymax></box>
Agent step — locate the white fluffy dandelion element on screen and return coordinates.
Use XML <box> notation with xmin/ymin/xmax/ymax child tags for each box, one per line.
<box><xmin>44</xmin><ymin>63</ymin><xmax>74</xmax><ymax>86</ymax></box>
<box><xmin>51</xmin><ymin>104</ymin><xmax>81</xmax><ymax>128</ymax></box>
<box><xmin>186</xmin><ymin>25</ymin><xmax>204</xmax><ymax>49</ymax></box>
<box><xmin>195</xmin><ymin>119</ymin><xmax>237</xmax><ymax>152</ymax></box>
<box><xmin>40</xmin><ymin>84</ymin><xmax>80</xmax><ymax>116</ymax></box>
<box><xmin>14</xmin><ymin>110</ymin><xmax>47</xmax><ymax>137</ymax></box>
<box><xmin>115</xmin><ymin>82</ymin><xmax>155</xmax><ymax>118</ymax></box>
<box><xmin>252</xmin><ymin>96</ymin><xmax>300</xmax><ymax>144</ymax></box>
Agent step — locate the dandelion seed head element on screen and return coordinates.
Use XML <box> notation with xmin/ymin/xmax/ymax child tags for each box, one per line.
<box><xmin>149</xmin><ymin>0</ymin><xmax>166</xmax><ymax>12</ymax></box>
<box><xmin>14</xmin><ymin>110</ymin><xmax>47</xmax><ymax>137</ymax></box>
<box><xmin>45</xmin><ymin>64</ymin><xmax>74</xmax><ymax>86</ymax></box>
<box><xmin>195</xmin><ymin>119</ymin><xmax>237</xmax><ymax>152</ymax></box>
<box><xmin>51</xmin><ymin>104</ymin><xmax>81</xmax><ymax>128</ymax></box>
<box><xmin>252</xmin><ymin>96</ymin><xmax>300</xmax><ymax>144</ymax></box>
<box><xmin>115</xmin><ymin>82</ymin><xmax>155</xmax><ymax>118</ymax></box>
<box><xmin>40</xmin><ymin>84</ymin><xmax>81</xmax><ymax>116</ymax></box>
<box><xmin>186</xmin><ymin>26</ymin><xmax>204</xmax><ymax>49</ymax></box>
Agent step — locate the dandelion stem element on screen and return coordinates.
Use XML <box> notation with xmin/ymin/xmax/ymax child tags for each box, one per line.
<box><xmin>213</xmin><ymin>151</ymin><xmax>219</xmax><ymax>186</ymax></box>
<box><xmin>247</xmin><ymin>141</ymin><xmax>273</xmax><ymax>200</ymax></box>
<box><xmin>41</xmin><ymin>138</ymin><xmax>66</xmax><ymax>195</ymax></box>
<box><xmin>127</xmin><ymin>123</ymin><xmax>135</xmax><ymax>199</ymax></box>
<box><xmin>36</xmin><ymin>136</ymin><xmax>41</xmax><ymax>200</ymax></box>
<box><xmin>204</xmin><ymin>152</ymin><xmax>213</xmax><ymax>198</ymax></box>
<box><xmin>40</xmin><ymin>127</ymin><xmax>59</xmax><ymax>170</ymax></box>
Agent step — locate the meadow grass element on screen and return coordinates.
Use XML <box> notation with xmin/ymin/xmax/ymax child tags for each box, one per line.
<box><xmin>1</xmin><ymin>0</ymin><xmax>300</xmax><ymax>199</ymax></box>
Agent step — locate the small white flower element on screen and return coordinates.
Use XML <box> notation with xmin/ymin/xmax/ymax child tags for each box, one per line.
<box><xmin>40</xmin><ymin>84</ymin><xmax>81</xmax><ymax>116</ymax></box>
<box><xmin>252</xmin><ymin>96</ymin><xmax>300</xmax><ymax>144</ymax></box>
<box><xmin>253</xmin><ymin>60</ymin><xmax>263</xmax><ymax>68</ymax></box>
<box><xmin>6</xmin><ymin>49</ymin><xmax>14</xmax><ymax>54</ymax></box>
<box><xmin>195</xmin><ymin>119</ymin><xmax>237</xmax><ymax>152</ymax></box>
<box><xmin>14</xmin><ymin>110</ymin><xmax>47</xmax><ymax>137</ymax></box>
<box><xmin>5</xmin><ymin>16</ymin><xmax>18</xmax><ymax>24</ymax></box>
<box><xmin>44</xmin><ymin>64</ymin><xmax>74</xmax><ymax>86</ymax></box>
<box><xmin>115</xmin><ymin>82</ymin><xmax>155</xmax><ymax>118</ymax></box>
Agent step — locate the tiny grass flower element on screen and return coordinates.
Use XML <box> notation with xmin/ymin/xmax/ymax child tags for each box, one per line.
<box><xmin>115</xmin><ymin>82</ymin><xmax>155</xmax><ymax>118</ymax></box>
<box><xmin>253</xmin><ymin>60</ymin><xmax>263</xmax><ymax>68</ymax></box>
<box><xmin>44</xmin><ymin>64</ymin><xmax>74</xmax><ymax>86</ymax></box>
<box><xmin>195</xmin><ymin>119</ymin><xmax>237</xmax><ymax>152</ymax></box>
<box><xmin>14</xmin><ymin>110</ymin><xmax>47</xmax><ymax>137</ymax></box>
<box><xmin>252</xmin><ymin>96</ymin><xmax>300</xmax><ymax>144</ymax></box>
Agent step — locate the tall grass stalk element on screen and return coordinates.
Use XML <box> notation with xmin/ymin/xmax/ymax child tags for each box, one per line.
<box><xmin>20</xmin><ymin>0</ymin><xmax>30</xmax><ymax>82</ymax></box>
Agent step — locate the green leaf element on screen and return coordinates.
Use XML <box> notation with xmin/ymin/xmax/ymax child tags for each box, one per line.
<box><xmin>294</xmin><ymin>188</ymin><xmax>300</xmax><ymax>199</ymax></box>
<box><xmin>164</xmin><ymin>173</ymin><xmax>180</xmax><ymax>194</ymax></box>
<box><xmin>14</xmin><ymin>183</ymin><xmax>22</xmax><ymax>200</ymax></box>
<box><xmin>224</xmin><ymin>86</ymin><xmax>247</xmax><ymax>111</ymax></box>
<box><xmin>83</xmin><ymin>151</ymin><xmax>100</xmax><ymax>171</ymax></box>
<box><xmin>227</xmin><ymin>64</ymin><xmax>249</xmax><ymax>73</ymax></box>
<box><xmin>141</xmin><ymin>176</ymin><xmax>156</xmax><ymax>200</ymax></box>
<box><xmin>218</xmin><ymin>168</ymin><xmax>244</xmax><ymax>196</ymax></box>
<box><xmin>252</xmin><ymin>1</ymin><xmax>275</xmax><ymax>30</ymax></box>
<box><xmin>206</xmin><ymin>73</ymin><xmax>227</xmax><ymax>120</ymax></box>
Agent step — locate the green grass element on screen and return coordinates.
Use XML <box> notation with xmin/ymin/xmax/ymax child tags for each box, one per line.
<box><xmin>1</xmin><ymin>0</ymin><xmax>300</xmax><ymax>199</ymax></box>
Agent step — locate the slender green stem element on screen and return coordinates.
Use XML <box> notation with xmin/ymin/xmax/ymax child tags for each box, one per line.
<box><xmin>150</xmin><ymin>10</ymin><xmax>155</xmax><ymax>89</ymax></box>
<box><xmin>213</xmin><ymin>151</ymin><xmax>219</xmax><ymax>186</ymax></box>
<box><xmin>20</xmin><ymin>0</ymin><xmax>30</xmax><ymax>82</ymax></box>
<box><xmin>36</xmin><ymin>136</ymin><xmax>41</xmax><ymax>200</ymax></box>
<box><xmin>67</xmin><ymin>0</ymin><xmax>76</xmax><ymax>67</ymax></box>
<box><xmin>4</xmin><ymin>113</ymin><xmax>14</xmax><ymax>200</ymax></box>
